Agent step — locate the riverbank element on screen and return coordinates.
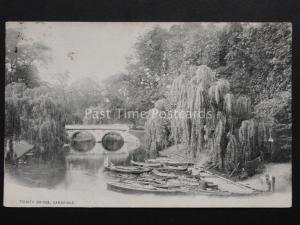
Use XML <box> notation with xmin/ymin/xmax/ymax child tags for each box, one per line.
<box><xmin>160</xmin><ymin>144</ymin><xmax>292</xmax><ymax>193</ymax></box>
<box><xmin>239</xmin><ymin>163</ymin><xmax>292</xmax><ymax>193</ymax></box>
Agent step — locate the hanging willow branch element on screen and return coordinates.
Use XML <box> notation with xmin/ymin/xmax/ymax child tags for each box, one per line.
<box><xmin>144</xmin><ymin>105</ymin><xmax>170</xmax><ymax>158</ymax></box>
<box><xmin>145</xmin><ymin>65</ymin><xmax>272</xmax><ymax>175</ymax></box>
<box><xmin>224</xmin><ymin>132</ymin><xmax>240</xmax><ymax>172</ymax></box>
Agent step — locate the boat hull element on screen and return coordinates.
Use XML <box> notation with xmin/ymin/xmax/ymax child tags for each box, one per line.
<box><xmin>107</xmin><ymin>182</ymin><xmax>185</xmax><ymax>195</ymax></box>
<box><xmin>107</xmin><ymin>182</ymin><xmax>241</xmax><ymax>196</ymax></box>
<box><xmin>157</xmin><ymin>166</ymin><xmax>189</xmax><ymax>173</ymax></box>
<box><xmin>152</xmin><ymin>169</ymin><xmax>178</xmax><ymax>179</ymax></box>
<box><xmin>165</xmin><ymin>162</ymin><xmax>194</xmax><ymax>167</ymax></box>
<box><xmin>131</xmin><ymin>160</ymin><xmax>162</xmax><ymax>168</ymax></box>
<box><xmin>105</xmin><ymin>165</ymin><xmax>152</xmax><ymax>174</ymax></box>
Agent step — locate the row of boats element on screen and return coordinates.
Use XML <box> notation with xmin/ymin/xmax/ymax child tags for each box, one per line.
<box><xmin>104</xmin><ymin>157</ymin><xmax>193</xmax><ymax>175</ymax></box>
<box><xmin>104</xmin><ymin>157</ymin><xmax>261</xmax><ymax>196</ymax></box>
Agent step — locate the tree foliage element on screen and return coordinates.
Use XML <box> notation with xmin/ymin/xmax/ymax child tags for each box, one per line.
<box><xmin>5</xmin><ymin>83</ymin><xmax>68</xmax><ymax>154</ymax></box>
<box><xmin>6</xmin><ymin>28</ymin><xmax>51</xmax><ymax>87</ymax></box>
<box><xmin>145</xmin><ymin>65</ymin><xmax>273</xmax><ymax>174</ymax></box>
<box><xmin>125</xmin><ymin>23</ymin><xmax>291</xmax><ymax>167</ymax></box>
<box><xmin>218</xmin><ymin>23</ymin><xmax>292</xmax><ymax>103</ymax></box>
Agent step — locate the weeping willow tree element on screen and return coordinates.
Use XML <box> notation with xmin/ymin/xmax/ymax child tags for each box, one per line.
<box><xmin>144</xmin><ymin>99</ymin><xmax>171</xmax><ymax>158</ymax></box>
<box><xmin>5</xmin><ymin>82</ymin><xmax>68</xmax><ymax>156</ymax></box>
<box><xmin>145</xmin><ymin>65</ymin><xmax>272</xmax><ymax>174</ymax></box>
<box><xmin>22</xmin><ymin>87</ymin><xmax>68</xmax><ymax>154</ymax></box>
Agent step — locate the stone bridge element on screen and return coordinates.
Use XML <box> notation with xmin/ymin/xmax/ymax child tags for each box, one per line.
<box><xmin>65</xmin><ymin>124</ymin><xmax>141</xmax><ymax>155</ymax></box>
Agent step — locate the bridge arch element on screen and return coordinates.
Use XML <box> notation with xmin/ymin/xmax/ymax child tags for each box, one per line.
<box><xmin>65</xmin><ymin>124</ymin><xmax>140</xmax><ymax>155</ymax></box>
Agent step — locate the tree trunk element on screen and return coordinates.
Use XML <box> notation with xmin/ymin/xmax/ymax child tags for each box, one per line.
<box><xmin>9</xmin><ymin>138</ymin><xmax>14</xmax><ymax>153</ymax></box>
<box><xmin>6</xmin><ymin>138</ymin><xmax>14</xmax><ymax>162</ymax></box>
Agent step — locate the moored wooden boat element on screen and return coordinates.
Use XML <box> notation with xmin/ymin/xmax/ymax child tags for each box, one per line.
<box><xmin>107</xmin><ymin>181</ymin><xmax>238</xmax><ymax>196</ymax></box>
<box><xmin>130</xmin><ymin>160</ymin><xmax>162</xmax><ymax>168</ymax></box>
<box><xmin>147</xmin><ymin>158</ymin><xmax>174</xmax><ymax>164</ymax></box>
<box><xmin>136</xmin><ymin>177</ymin><xmax>181</xmax><ymax>189</ymax></box>
<box><xmin>137</xmin><ymin>177</ymin><xmax>163</xmax><ymax>184</ymax></box>
<box><xmin>105</xmin><ymin>163</ymin><xmax>152</xmax><ymax>174</ymax></box>
<box><xmin>152</xmin><ymin>169</ymin><xmax>178</xmax><ymax>179</ymax></box>
<box><xmin>147</xmin><ymin>158</ymin><xmax>194</xmax><ymax>167</ymax></box>
<box><xmin>165</xmin><ymin>161</ymin><xmax>194</xmax><ymax>167</ymax></box>
<box><xmin>151</xmin><ymin>183</ymin><xmax>181</xmax><ymax>189</ymax></box>
<box><xmin>157</xmin><ymin>165</ymin><xmax>188</xmax><ymax>172</ymax></box>
<box><xmin>107</xmin><ymin>181</ymin><xmax>185</xmax><ymax>194</ymax></box>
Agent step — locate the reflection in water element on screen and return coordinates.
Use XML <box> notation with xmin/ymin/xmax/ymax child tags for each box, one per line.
<box><xmin>5</xmin><ymin>130</ymin><xmax>146</xmax><ymax>192</ymax></box>
<box><xmin>6</xmin><ymin>156</ymin><xmax>67</xmax><ymax>188</ymax></box>
<box><xmin>6</xmin><ymin>146</ymin><xmax>145</xmax><ymax>191</ymax></box>
<box><xmin>66</xmin><ymin>156</ymin><xmax>104</xmax><ymax>172</ymax></box>
<box><xmin>62</xmin><ymin>151</ymin><xmax>133</xmax><ymax>191</ymax></box>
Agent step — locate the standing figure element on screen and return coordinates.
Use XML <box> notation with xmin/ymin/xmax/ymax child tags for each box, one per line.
<box><xmin>265</xmin><ymin>174</ymin><xmax>271</xmax><ymax>192</ymax></box>
<box><xmin>271</xmin><ymin>176</ymin><xmax>276</xmax><ymax>192</ymax></box>
<box><xmin>260</xmin><ymin>150</ymin><xmax>264</xmax><ymax>162</ymax></box>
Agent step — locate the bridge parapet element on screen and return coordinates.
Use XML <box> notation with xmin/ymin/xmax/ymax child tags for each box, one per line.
<box><xmin>65</xmin><ymin>124</ymin><xmax>140</xmax><ymax>155</ymax></box>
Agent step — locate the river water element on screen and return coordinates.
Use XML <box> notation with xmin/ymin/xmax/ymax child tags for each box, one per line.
<box><xmin>4</xmin><ymin>130</ymin><xmax>292</xmax><ymax>207</ymax></box>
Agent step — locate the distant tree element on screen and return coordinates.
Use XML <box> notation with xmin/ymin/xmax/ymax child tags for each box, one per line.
<box><xmin>5</xmin><ymin>28</ymin><xmax>50</xmax><ymax>87</ymax></box>
<box><xmin>125</xmin><ymin>27</ymin><xmax>170</xmax><ymax>110</ymax></box>
<box><xmin>218</xmin><ymin>23</ymin><xmax>292</xmax><ymax>104</ymax></box>
<box><xmin>66</xmin><ymin>77</ymin><xmax>105</xmax><ymax>122</ymax></box>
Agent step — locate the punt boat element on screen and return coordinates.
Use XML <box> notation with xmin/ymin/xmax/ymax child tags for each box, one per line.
<box><xmin>104</xmin><ymin>163</ymin><xmax>152</xmax><ymax>174</ymax></box>
<box><xmin>130</xmin><ymin>160</ymin><xmax>162</xmax><ymax>168</ymax></box>
<box><xmin>107</xmin><ymin>181</ymin><xmax>185</xmax><ymax>194</ymax></box>
<box><xmin>152</xmin><ymin>169</ymin><xmax>178</xmax><ymax>179</ymax></box>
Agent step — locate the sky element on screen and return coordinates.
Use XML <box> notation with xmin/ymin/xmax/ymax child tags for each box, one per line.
<box><xmin>7</xmin><ymin>22</ymin><xmax>182</xmax><ymax>84</ymax></box>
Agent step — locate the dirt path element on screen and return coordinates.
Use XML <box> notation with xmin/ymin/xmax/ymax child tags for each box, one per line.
<box><xmin>161</xmin><ymin>145</ymin><xmax>292</xmax><ymax>193</ymax></box>
<box><xmin>239</xmin><ymin>163</ymin><xmax>292</xmax><ymax>192</ymax></box>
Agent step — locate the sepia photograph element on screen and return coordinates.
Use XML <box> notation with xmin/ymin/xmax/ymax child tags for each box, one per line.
<box><xmin>4</xmin><ymin>22</ymin><xmax>292</xmax><ymax>207</ymax></box>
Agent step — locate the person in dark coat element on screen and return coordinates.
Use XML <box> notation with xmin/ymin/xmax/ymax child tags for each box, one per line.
<box><xmin>271</xmin><ymin>176</ymin><xmax>276</xmax><ymax>192</ymax></box>
<box><xmin>265</xmin><ymin>174</ymin><xmax>271</xmax><ymax>192</ymax></box>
